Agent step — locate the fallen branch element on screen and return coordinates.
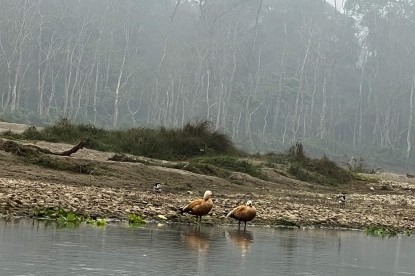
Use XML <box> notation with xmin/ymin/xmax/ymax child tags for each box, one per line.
<box><xmin>1</xmin><ymin>139</ymin><xmax>86</xmax><ymax>157</ymax></box>
<box><xmin>54</xmin><ymin>140</ymin><xmax>87</xmax><ymax>156</ymax></box>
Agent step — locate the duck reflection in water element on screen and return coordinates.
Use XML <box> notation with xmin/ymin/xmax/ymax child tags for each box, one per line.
<box><xmin>181</xmin><ymin>226</ymin><xmax>211</xmax><ymax>274</ymax></box>
<box><xmin>181</xmin><ymin>226</ymin><xmax>211</xmax><ymax>253</ymax></box>
<box><xmin>226</xmin><ymin>229</ymin><xmax>254</xmax><ymax>256</ymax></box>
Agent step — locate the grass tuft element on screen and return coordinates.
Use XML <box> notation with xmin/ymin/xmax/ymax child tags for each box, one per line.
<box><xmin>364</xmin><ymin>226</ymin><xmax>398</xmax><ymax>237</ymax></box>
<box><xmin>128</xmin><ymin>213</ymin><xmax>146</xmax><ymax>225</ymax></box>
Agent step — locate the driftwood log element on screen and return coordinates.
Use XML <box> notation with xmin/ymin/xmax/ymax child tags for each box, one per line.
<box><xmin>0</xmin><ymin>139</ymin><xmax>87</xmax><ymax>157</ymax></box>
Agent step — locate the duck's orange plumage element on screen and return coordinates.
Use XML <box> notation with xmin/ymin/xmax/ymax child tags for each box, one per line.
<box><xmin>226</xmin><ymin>200</ymin><xmax>256</xmax><ymax>230</ymax></box>
<box><xmin>180</xmin><ymin>190</ymin><xmax>213</xmax><ymax>222</ymax></box>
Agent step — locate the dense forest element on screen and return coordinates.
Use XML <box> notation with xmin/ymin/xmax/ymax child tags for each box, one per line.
<box><xmin>0</xmin><ymin>0</ymin><xmax>414</xmax><ymax>170</ymax></box>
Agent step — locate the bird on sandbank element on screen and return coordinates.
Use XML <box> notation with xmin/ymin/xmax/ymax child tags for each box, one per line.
<box><xmin>226</xmin><ymin>200</ymin><xmax>257</xmax><ymax>230</ymax></box>
<box><xmin>179</xmin><ymin>190</ymin><xmax>213</xmax><ymax>223</ymax></box>
<box><xmin>337</xmin><ymin>192</ymin><xmax>346</xmax><ymax>206</ymax></box>
<box><xmin>153</xmin><ymin>182</ymin><xmax>162</xmax><ymax>198</ymax></box>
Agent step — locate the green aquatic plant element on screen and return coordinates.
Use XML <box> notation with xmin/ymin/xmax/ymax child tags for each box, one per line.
<box><xmin>128</xmin><ymin>213</ymin><xmax>146</xmax><ymax>225</ymax></box>
<box><xmin>57</xmin><ymin>212</ymin><xmax>83</xmax><ymax>226</ymax></box>
<box><xmin>86</xmin><ymin>218</ymin><xmax>107</xmax><ymax>226</ymax></box>
<box><xmin>364</xmin><ymin>226</ymin><xmax>398</xmax><ymax>237</ymax></box>
<box><xmin>33</xmin><ymin>207</ymin><xmax>110</xmax><ymax>228</ymax></box>
<box><xmin>33</xmin><ymin>207</ymin><xmax>85</xmax><ymax>228</ymax></box>
<box><xmin>33</xmin><ymin>207</ymin><xmax>69</xmax><ymax>219</ymax></box>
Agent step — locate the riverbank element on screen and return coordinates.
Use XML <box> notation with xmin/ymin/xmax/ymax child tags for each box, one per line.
<box><xmin>1</xmin><ymin>122</ymin><xmax>415</xmax><ymax>231</ymax></box>
<box><xmin>1</xmin><ymin>153</ymin><xmax>415</xmax><ymax>230</ymax></box>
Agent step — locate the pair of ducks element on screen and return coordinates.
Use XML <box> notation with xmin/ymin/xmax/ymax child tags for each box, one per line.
<box><xmin>180</xmin><ymin>190</ymin><xmax>256</xmax><ymax>230</ymax></box>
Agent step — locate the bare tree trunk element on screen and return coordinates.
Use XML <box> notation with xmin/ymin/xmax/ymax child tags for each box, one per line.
<box><xmin>37</xmin><ymin>23</ymin><xmax>45</xmax><ymax>116</ymax></box>
<box><xmin>353</xmin><ymin>50</ymin><xmax>367</xmax><ymax>149</ymax></box>
<box><xmin>37</xmin><ymin>27</ymin><xmax>56</xmax><ymax>116</ymax></box>
<box><xmin>10</xmin><ymin>0</ymin><xmax>32</xmax><ymax>111</ymax></box>
<box><xmin>127</xmin><ymin>89</ymin><xmax>143</xmax><ymax>126</ymax></box>
<box><xmin>0</xmin><ymin>36</ymin><xmax>12</xmax><ymax>110</ymax></box>
<box><xmin>215</xmin><ymin>80</ymin><xmax>225</xmax><ymax>130</ymax></box>
<box><xmin>309</xmin><ymin>42</ymin><xmax>321</xmax><ymax>135</ymax></box>
<box><xmin>148</xmin><ymin>0</ymin><xmax>181</xmax><ymax>125</ymax></box>
<box><xmin>272</xmin><ymin>21</ymin><xmax>287</xmax><ymax>135</ymax></box>
<box><xmin>292</xmin><ymin>36</ymin><xmax>311</xmax><ymax>142</ymax></box>
<box><xmin>63</xmin><ymin>43</ymin><xmax>74</xmax><ymax>117</ymax></box>
<box><xmin>319</xmin><ymin>76</ymin><xmax>328</xmax><ymax>140</ymax></box>
<box><xmin>205</xmin><ymin>69</ymin><xmax>211</xmax><ymax>120</ymax></box>
<box><xmin>11</xmin><ymin>41</ymin><xmax>22</xmax><ymax>111</ymax></box>
<box><xmin>407</xmin><ymin>73</ymin><xmax>415</xmax><ymax>159</ymax></box>
<box><xmin>74</xmin><ymin>61</ymin><xmax>93</xmax><ymax>120</ymax></box>
<box><xmin>248</xmin><ymin>0</ymin><xmax>263</xmax><ymax>61</ymax></box>
<box><xmin>16</xmin><ymin>62</ymin><xmax>30</xmax><ymax>110</ymax></box>
<box><xmin>93</xmin><ymin>51</ymin><xmax>100</xmax><ymax>124</ymax></box>
<box><xmin>112</xmin><ymin>23</ymin><xmax>129</xmax><ymax>128</ymax></box>
<box><xmin>46</xmin><ymin>58</ymin><xmax>63</xmax><ymax>116</ymax></box>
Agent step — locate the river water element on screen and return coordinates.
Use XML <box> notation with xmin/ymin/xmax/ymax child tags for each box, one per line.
<box><xmin>0</xmin><ymin>219</ymin><xmax>414</xmax><ymax>276</ymax></box>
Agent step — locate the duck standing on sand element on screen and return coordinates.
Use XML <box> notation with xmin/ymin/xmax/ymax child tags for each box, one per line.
<box><xmin>179</xmin><ymin>190</ymin><xmax>213</xmax><ymax>223</ymax></box>
<box><xmin>226</xmin><ymin>200</ymin><xmax>257</xmax><ymax>230</ymax></box>
<box><xmin>153</xmin><ymin>182</ymin><xmax>162</xmax><ymax>198</ymax></box>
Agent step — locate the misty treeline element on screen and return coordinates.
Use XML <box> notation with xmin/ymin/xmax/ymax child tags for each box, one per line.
<box><xmin>0</xmin><ymin>0</ymin><xmax>415</xmax><ymax>166</ymax></box>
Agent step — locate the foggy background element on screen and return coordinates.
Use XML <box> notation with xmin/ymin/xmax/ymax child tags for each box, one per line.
<box><xmin>0</xmin><ymin>0</ymin><xmax>414</xmax><ymax>171</ymax></box>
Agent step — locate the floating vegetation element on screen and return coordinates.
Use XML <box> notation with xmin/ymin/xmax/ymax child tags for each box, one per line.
<box><xmin>364</xmin><ymin>226</ymin><xmax>398</xmax><ymax>237</ymax></box>
<box><xmin>128</xmin><ymin>213</ymin><xmax>146</xmax><ymax>225</ymax></box>
<box><xmin>404</xmin><ymin>230</ymin><xmax>413</xmax><ymax>236</ymax></box>
<box><xmin>33</xmin><ymin>208</ymin><xmax>83</xmax><ymax>228</ymax></box>
<box><xmin>33</xmin><ymin>207</ymin><xmax>108</xmax><ymax>228</ymax></box>
<box><xmin>57</xmin><ymin>212</ymin><xmax>83</xmax><ymax>228</ymax></box>
<box><xmin>33</xmin><ymin>207</ymin><xmax>69</xmax><ymax>219</ymax></box>
<box><xmin>85</xmin><ymin>218</ymin><xmax>107</xmax><ymax>227</ymax></box>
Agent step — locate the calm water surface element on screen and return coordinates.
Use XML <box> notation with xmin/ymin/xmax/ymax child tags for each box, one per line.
<box><xmin>0</xmin><ymin>219</ymin><xmax>415</xmax><ymax>276</ymax></box>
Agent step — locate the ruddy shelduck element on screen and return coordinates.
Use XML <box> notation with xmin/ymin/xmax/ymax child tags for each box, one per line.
<box><xmin>180</xmin><ymin>190</ymin><xmax>213</xmax><ymax>223</ymax></box>
<box><xmin>226</xmin><ymin>200</ymin><xmax>256</xmax><ymax>230</ymax></box>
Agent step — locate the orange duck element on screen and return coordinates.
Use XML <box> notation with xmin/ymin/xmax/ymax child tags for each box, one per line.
<box><xmin>180</xmin><ymin>190</ymin><xmax>213</xmax><ymax>223</ymax></box>
<box><xmin>226</xmin><ymin>200</ymin><xmax>256</xmax><ymax>230</ymax></box>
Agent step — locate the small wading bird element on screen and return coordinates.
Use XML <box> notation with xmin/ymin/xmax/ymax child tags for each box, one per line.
<box><xmin>337</xmin><ymin>192</ymin><xmax>346</xmax><ymax>206</ymax></box>
<box><xmin>226</xmin><ymin>200</ymin><xmax>257</xmax><ymax>230</ymax></box>
<box><xmin>179</xmin><ymin>190</ymin><xmax>213</xmax><ymax>223</ymax></box>
<box><xmin>153</xmin><ymin>182</ymin><xmax>162</xmax><ymax>198</ymax></box>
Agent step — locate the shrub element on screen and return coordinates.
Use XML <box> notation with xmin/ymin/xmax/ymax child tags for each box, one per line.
<box><xmin>269</xmin><ymin>143</ymin><xmax>354</xmax><ymax>185</ymax></box>
<box><xmin>189</xmin><ymin>156</ymin><xmax>261</xmax><ymax>178</ymax></box>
